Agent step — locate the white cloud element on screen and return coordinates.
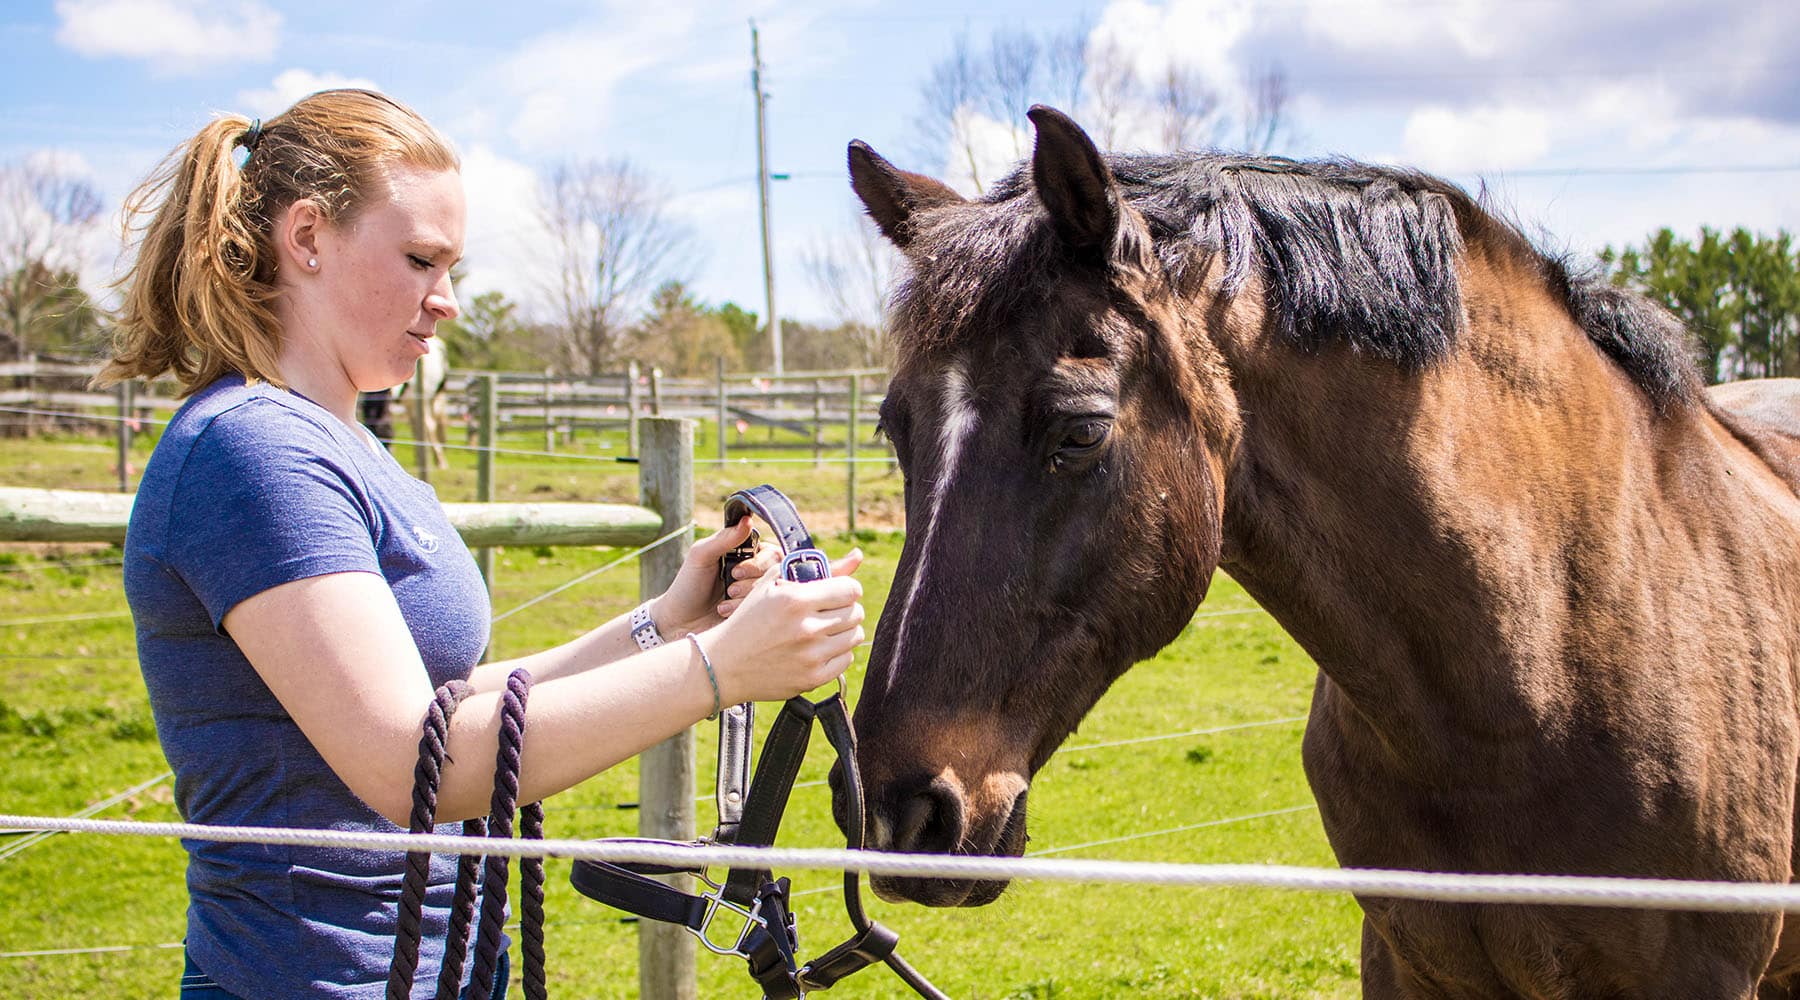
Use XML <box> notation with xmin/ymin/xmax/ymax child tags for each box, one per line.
<box><xmin>460</xmin><ymin>11</ymin><xmax>702</xmax><ymax>155</ymax></box>
<box><xmin>54</xmin><ymin>0</ymin><xmax>280</xmax><ymax>72</ymax></box>
<box><xmin>1092</xmin><ymin>0</ymin><xmax>1257</xmax><ymax>100</ymax></box>
<box><xmin>1299</xmin><ymin>0</ymin><xmax>1517</xmax><ymax>60</ymax></box>
<box><xmin>455</xmin><ymin>144</ymin><xmax>552</xmax><ymax>315</ymax></box>
<box><xmin>236</xmin><ymin>69</ymin><xmax>382</xmax><ymax>118</ymax></box>
<box><xmin>1399</xmin><ymin>104</ymin><xmax>1553</xmax><ymax>172</ymax></box>
<box><xmin>19</xmin><ymin>148</ymin><xmax>99</xmax><ymax>182</ymax></box>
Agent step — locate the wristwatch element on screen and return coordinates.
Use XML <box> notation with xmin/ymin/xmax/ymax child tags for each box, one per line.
<box><xmin>629</xmin><ymin>602</ymin><xmax>665</xmax><ymax>650</ymax></box>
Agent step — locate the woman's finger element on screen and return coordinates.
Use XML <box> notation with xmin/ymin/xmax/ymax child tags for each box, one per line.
<box><xmin>830</xmin><ymin>548</ymin><xmax>864</xmax><ymax>578</ymax></box>
<box><xmin>786</xmin><ymin>576</ymin><xmax>862</xmax><ymax>610</ymax></box>
<box><xmin>810</xmin><ymin>604</ymin><xmax>866</xmax><ymax>636</ymax></box>
<box><xmin>732</xmin><ymin>541</ymin><xmax>782</xmax><ymax>579</ymax></box>
<box><xmin>815</xmin><ymin>649</ymin><xmax>857</xmax><ymax>685</ymax></box>
<box><xmin>693</xmin><ymin>517</ymin><xmax>754</xmax><ymax>560</ymax></box>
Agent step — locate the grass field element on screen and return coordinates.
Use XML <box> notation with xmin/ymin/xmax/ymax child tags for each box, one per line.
<box><xmin>0</xmin><ymin>426</ymin><xmax>1361</xmax><ymax>999</ymax></box>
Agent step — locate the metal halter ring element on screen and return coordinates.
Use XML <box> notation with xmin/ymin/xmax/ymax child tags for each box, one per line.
<box><xmin>691</xmin><ymin>886</ymin><xmax>769</xmax><ymax>959</ymax></box>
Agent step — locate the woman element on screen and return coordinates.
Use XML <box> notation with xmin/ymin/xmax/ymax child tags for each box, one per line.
<box><xmin>96</xmin><ymin>89</ymin><xmax>865</xmax><ymax>999</ymax></box>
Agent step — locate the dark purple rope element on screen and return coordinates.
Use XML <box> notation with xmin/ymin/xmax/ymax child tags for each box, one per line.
<box><xmin>466</xmin><ymin>669</ymin><xmax>532</xmax><ymax>999</ymax></box>
<box><xmin>520</xmin><ymin>798</ymin><xmax>547</xmax><ymax>1000</ymax></box>
<box><xmin>387</xmin><ymin>680</ymin><xmax>474</xmax><ymax>1000</ymax></box>
<box><xmin>431</xmin><ymin>815</ymin><xmax>485</xmax><ymax>1000</ymax></box>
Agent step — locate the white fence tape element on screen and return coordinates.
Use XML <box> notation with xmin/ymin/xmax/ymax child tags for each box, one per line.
<box><xmin>5</xmin><ymin>813</ymin><xmax>1800</xmax><ymax>914</ymax></box>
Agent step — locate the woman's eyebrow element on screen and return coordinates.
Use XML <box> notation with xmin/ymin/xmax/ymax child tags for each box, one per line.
<box><xmin>407</xmin><ymin>239</ymin><xmax>464</xmax><ymax>267</ymax></box>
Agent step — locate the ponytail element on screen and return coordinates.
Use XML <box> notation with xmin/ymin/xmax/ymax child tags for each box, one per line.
<box><xmin>94</xmin><ymin>90</ymin><xmax>457</xmax><ymax>395</ymax></box>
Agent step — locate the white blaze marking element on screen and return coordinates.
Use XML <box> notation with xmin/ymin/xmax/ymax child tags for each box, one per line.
<box><xmin>885</xmin><ymin>360</ymin><xmax>978</xmax><ymax>690</ymax></box>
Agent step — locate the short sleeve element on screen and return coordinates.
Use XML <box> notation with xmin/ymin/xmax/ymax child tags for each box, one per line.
<box><xmin>165</xmin><ymin>400</ymin><xmax>383</xmax><ymax>632</ymax></box>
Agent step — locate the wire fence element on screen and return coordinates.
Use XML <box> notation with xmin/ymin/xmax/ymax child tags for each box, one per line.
<box><xmin>8</xmin><ymin>812</ymin><xmax>1800</xmax><ymax>916</ymax></box>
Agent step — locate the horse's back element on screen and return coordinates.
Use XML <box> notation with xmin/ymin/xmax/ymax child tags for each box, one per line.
<box><xmin>1709</xmin><ymin>378</ymin><xmax>1800</xmax><ymax>497</ymax></box>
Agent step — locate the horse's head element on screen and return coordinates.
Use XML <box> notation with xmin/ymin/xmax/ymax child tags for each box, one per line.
<box><xmin>834</xmin><ymin>107</ymin><xmax>1237</xmax><ymax>906</ymax></box>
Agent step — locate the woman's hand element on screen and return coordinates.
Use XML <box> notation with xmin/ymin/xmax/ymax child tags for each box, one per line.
<box><xmin>697</xmin><ymin>546</ymin><xmax>866</xmax><ymax>705</ymax></box>
<box><xmin>649</xmin><ymin>517</ymin><xmax>780</xmax><ymax>639</ymax></box>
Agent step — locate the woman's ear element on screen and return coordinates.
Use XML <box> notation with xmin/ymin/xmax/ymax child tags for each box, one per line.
<box><xmin>276</xmin><ymin>199</ymin><xmax>325</xmax><ymax>275</ymax></box>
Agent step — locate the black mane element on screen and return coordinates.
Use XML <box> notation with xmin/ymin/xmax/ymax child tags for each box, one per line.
<box><xmin>903</xmin><ymin>152</ymin><xmax>1700</xmax><ymax>409</ymax></box>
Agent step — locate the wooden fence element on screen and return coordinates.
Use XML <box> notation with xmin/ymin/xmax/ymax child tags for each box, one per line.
<box><xmin>0</xmin><ymin>356</ymin><xmax>893</xmax><ymax>466</ymax></box>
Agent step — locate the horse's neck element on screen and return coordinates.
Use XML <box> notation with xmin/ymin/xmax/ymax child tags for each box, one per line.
<box><xmin>1210</xmin><ymin>258</ymin><xmax>1790</xmax><ymax>771</ymax></box>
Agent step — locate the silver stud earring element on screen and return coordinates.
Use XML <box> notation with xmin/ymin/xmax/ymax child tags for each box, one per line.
<box><xmin>307</xmin><ymin>258</ymin><xmax>318</xmax><ymax>269</ymax></box>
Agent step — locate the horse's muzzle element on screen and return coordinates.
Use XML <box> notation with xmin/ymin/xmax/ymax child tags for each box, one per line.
<box><xmin>833</xmin><ymin>763</ymin><xmax>1030</xmax><ymax>907</ymax></box>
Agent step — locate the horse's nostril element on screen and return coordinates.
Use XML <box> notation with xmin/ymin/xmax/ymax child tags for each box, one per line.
<box><xmin>893</xmin><ymin>777</ymin><xmax>965</xmax><ymax>855</ymax></box>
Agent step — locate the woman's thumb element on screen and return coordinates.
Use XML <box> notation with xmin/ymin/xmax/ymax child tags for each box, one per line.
<box><xmin>694</xmin><ymin>516</ymin><xmax>754</xmax><ymax>558</ymax></box>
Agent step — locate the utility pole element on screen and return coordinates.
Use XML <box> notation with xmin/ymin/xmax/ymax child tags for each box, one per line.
<box><xmin>750</xmin><ymin>20</ymin><xmax>782</xmax><ymax>374</ymax></box>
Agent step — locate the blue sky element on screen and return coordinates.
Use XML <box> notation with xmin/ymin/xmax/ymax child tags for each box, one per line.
<box><xmin>3</xmin><ymin>0</ymin><xmax>1797</xmax><ymax>326</ymax></box>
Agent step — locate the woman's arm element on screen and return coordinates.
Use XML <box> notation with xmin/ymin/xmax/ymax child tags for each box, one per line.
<box><xmin>223</xmin><ymin>544</ymin><xmax>864</xmax><ymax>826</ymax></box>
<box><xmin>464</xmin><ymin>517</ymin><xmax>777</xmax><ymax>691</ymax></box>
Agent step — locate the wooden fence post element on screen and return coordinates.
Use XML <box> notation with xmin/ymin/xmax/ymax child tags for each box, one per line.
<box><xmin>812</xmin><ymin>378</ymin><xmax>824</xmax><ymax>467</ymax></box>
<box><xmin>475</xmin><ymin>373</ymin><xmax>498</xmax><ymax>662</ymax></box>
<box><xmin>115</xmin><ymin>381</ymin><xmax>133</xmax><ymax>493</ymax></box>
<box><xmin>847</xmin><ymin>375</ymin><xmax>859</xmax><ymax>535</ymax></box>
<box><xmin>637</xmin><ymin>417</ymin><xmax>697</xmax><ymax>1000</ymax></box>
<box><xmin>542</xmin><ymin>369</ymin><xmax>555</xmax><ymax>454</ymax></box>
<box><xmin>715</xmin><ymin>356</ymin><xmax>728</xmax><ymax>465</ymax></box>
<box><xmin>627</xmin><ymin>360</ymin><xmax>642</xmax><ymax>458</ymax></box>
<box><xmin>650</xmin><ymin>366</ymin><xmax>664</xmax><ymax>416</ymax></box>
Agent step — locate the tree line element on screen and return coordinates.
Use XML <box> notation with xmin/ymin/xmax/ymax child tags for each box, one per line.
<box><xmin>1600</xmin><ymin>228</ymin><xmax>1800</xmax><ymax>383</ymax></box>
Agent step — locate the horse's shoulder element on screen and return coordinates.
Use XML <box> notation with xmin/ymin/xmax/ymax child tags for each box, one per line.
<box><xmin>1707</xmin><ymin>378</ymin><xmax>1800</xmax><ymax>495</ymax></box>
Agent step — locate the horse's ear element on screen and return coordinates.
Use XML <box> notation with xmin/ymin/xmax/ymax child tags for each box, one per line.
<box><xmin>848</xmin><ymin>140</ymin><xmax>963</xmax><ymax>250</ymax></box>
<box><xmin>1027</xmin><ymin>105</ymin><xmax>1118</xmax><ymax>256</ymax></box>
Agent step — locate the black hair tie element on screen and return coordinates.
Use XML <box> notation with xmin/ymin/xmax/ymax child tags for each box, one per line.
<box><xmin>240</xmin><ymin>118</ymin><xmax>264</xmax><ymax>154</ymax></box>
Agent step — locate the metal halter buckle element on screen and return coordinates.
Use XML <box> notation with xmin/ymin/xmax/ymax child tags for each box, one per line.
<box><xmin>689</xmin><ymin>870</ymin><xmax>768</xmax><ymax>958</ymax></box>
<box><xmin>780</xmin><ymin>547</ymin><xmax>831</xmax><ymax>583</ymax></box>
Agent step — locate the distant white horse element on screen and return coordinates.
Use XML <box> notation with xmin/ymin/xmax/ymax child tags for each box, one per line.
<box><xmin>364</xmin><ymin>338</ymin><xmax>451</xmax><ymax>469</ymax></box>
<box><xmin>399</xmin><ymin>337</ymin><xmax>452</xmax><ymax>469</ymax></box>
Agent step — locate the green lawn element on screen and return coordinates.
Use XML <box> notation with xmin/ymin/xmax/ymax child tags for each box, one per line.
<box><xmin>0</xmin><ymin>430</ymin><xmax>1360</xmax><ymax>999</ymax></box>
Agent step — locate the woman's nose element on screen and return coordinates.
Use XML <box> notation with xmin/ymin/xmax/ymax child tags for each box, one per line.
<box><xmin>425</xmin><ymin>276</ymin><xmax>459</xmax><ymax>322</ymax></box>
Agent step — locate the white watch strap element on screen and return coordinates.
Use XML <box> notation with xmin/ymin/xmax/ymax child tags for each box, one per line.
<box><xmin>629</xmin><ymin>603</ymin><xmax>665</xmax><ymax>650</ymax></box>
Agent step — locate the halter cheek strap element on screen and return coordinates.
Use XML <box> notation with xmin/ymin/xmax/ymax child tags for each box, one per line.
<box><xmin>570</xmin><ymin>485</ymin><xmax>946</xmax><ymax>1000</ymax></box>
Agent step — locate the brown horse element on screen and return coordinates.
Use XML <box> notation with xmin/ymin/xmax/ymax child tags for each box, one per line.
<box><xmin>833</xmin><ymin>105</ymin><xmax>1800</xmax><ymax>998</ymax></box>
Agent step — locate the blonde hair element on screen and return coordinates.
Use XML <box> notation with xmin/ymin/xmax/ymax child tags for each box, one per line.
<box><xmin>94</xmin><ymin>89</ymin><xmax>458</xmax><ymax>395</ymax></box>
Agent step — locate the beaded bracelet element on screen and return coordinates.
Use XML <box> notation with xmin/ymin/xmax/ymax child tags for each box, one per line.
<box><xmin>685</xmin><ymin>634</ymin><xmax>722</xmax><ymax>721</ymax></box>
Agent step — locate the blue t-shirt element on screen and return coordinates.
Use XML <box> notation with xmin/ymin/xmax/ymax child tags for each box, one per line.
<box><xmin>125</xmin><ymin>375</ymin><xmax>492</xmax><ymax>999</ymax></box>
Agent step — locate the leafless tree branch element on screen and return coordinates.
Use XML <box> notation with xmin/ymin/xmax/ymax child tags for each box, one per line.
<box><xmin>536</xmin><ymin>158</ymin><xmax>692</xmax><ymax>375</ymax></box>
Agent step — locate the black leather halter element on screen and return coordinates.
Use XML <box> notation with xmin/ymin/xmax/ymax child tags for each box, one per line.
<box><xmin>570</xmin><ymin>485</ymin><xmax>945</xmax><ymax>999</ymax></box>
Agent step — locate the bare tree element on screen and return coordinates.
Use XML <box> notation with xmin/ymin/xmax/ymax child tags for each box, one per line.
<box><xmin>0</xmin><ymin>160</ymin><xmax>103</xmax><ymax>360</ymax></box>
<box><xmin>1044</xmin><ymin>17</ymin><xmax>1093</xmax><ymax>114</ymax></box>
<box><xmin>537</xmin><ymin>158</ymin><xmax>691</xmax><ymax>375</ymax></box>
<box><xmin>1157</xmin><ymin>66</ymin><xmax>1222</xmax><ymax>152</ymax></box>
<box><xmin>1085</xmin><ymin>37</ymin><xmax>1142</xmax><ymax>151</ymax></box>
<box><xmin>800</xmin><ymin>208</ymin><xmax>898</xmax><ymax>365</ymax></box>
<box><xmin>912</xmin><ymin>33</ymin><xmax>989</xmax><ymax>193</ymax></box>
<box><xmin>1239</xmin><ymin>68</ymin><xmax>1292</xmax><ymax>153</ymax></box>
<box><xmin>911</xmin><ymin>19</ymin><xmax>1297</xmax><ymax>183</ymax></box>
<box><xmin>985</xmin><ymin>29</ymin><xmax>1041</xmax><ymax>163</ymax></box>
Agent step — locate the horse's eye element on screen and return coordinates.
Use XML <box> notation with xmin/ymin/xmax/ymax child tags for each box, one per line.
<box><xmin>1063</xmin><ymin>420</ymin><xmax>1109</xmax><ymax>451</ymax></box>
<box><xmin>1050</xmin><ymin>419</ymin><xmax>1111</xmax><ymax>472</ymax></box>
